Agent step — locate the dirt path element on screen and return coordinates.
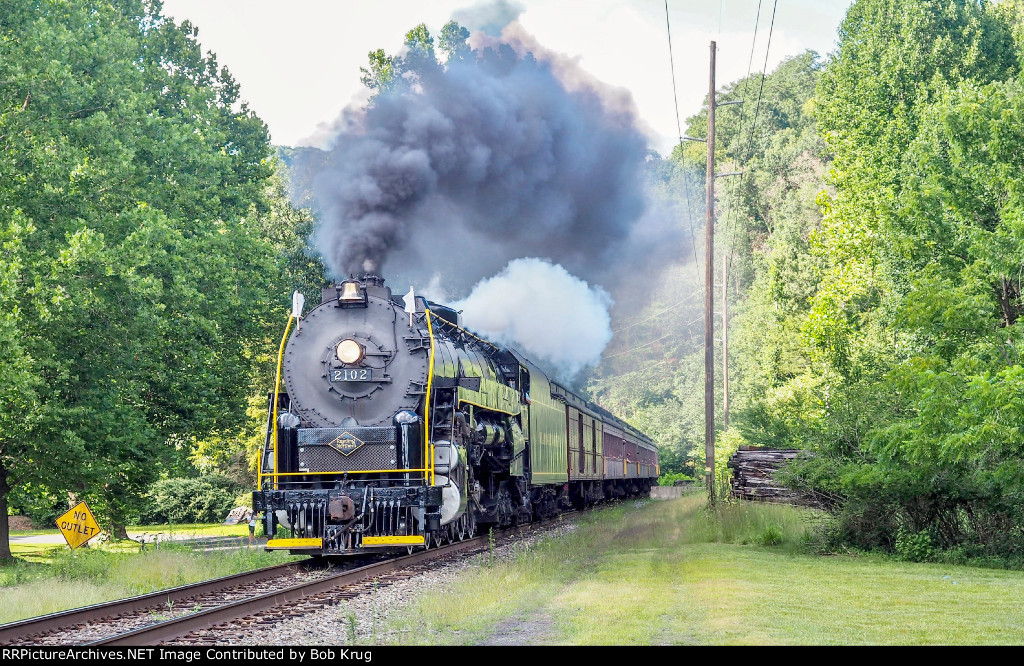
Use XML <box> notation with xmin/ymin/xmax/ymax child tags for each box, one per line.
<box><xmin>475</xmin><ymin>611</ymin><xmax>559</xmax><ymax>646</ymax></box>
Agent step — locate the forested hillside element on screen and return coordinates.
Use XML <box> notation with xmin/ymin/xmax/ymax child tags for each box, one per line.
<box><xmin>595</xmin><ymin>0</ymin><xmax>1024</xmax><ymax>561</ymax></box>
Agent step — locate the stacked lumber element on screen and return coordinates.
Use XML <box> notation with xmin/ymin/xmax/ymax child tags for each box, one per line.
<box><xmin>728</xmin><ymin>447</ymin><xmax>823</xmax><ymax>507</ymax></box>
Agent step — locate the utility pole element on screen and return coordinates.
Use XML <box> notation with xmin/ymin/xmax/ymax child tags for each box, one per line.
<box><xmin>697</xmin><ymin>42</ymin><xmax>743</xmax><ymax>505</ymax></box>
<box><xmin>704</xmin><ymin>41</ymin><xmax>716</xmax><ymax>505</ymax></box>
<box><xmin>685</xmin><ymin>42</ymin><xmax>740</xmax><ymax>504</ymax></box>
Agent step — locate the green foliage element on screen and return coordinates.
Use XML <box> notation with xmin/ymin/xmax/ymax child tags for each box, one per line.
<box><xmin>755</xmin><ymin>524</ymin><xmax>785</xmax><ymax>547</ymax></box>
<box><xmin>697</xmin><ymin>0</ymin><xmax>1024</xmax><ymax>563</ymax></box>
<box><xmin>142</xmin><ymin>475</ymin><xmax>242</xmax><ymax>524</ymax></box>
<box><xmin>895</xmin><ymin>528</ymin><xmax>935</xmax><ymax>563</ymax></box>
<box><xmin>0</xmin><ymin>1</ymin><xmax>317</xmax><ymax>554</ymax></box>
<box><xmin>657</xmin><ymin>471</ymin><xmax>697</xmax><ymax>487</ymax></box>
<box><xmin>359</xmin><ymin>21</ymin><xmax>471</xmax><ymax>99</ymax></box>
<box><xmin>438</xmin><ymin>21</ymin><xmax>472</xmax><ymax>64</ymax></box>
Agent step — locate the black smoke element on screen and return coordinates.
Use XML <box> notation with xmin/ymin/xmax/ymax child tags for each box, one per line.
<box><xmin>312</xmin><ymin>26</ymin><xmax>686</xmax><ymax>294</ymax></box>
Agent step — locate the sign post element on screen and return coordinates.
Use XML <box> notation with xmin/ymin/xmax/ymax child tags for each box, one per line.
<box><xmin>55</xmin><ymin>501</ymin><xmax>101</xmax><ymax>549</ymax></box>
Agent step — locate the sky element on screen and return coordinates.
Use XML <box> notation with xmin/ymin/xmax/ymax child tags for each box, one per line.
<box><xmin>159</xmin><ymin>0</ymin><xmax>855</xmax><ymax>156</ymax></box>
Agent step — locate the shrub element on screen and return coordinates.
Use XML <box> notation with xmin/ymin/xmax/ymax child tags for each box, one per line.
<box><xmin>657</xmin><ymin>471</ymin><xmax>697</xmax><ymax>486</ymax></box>
<box><xmin>895</xmin><ymin>528</ymin><xmax>935</xmax><ymax>563</ymax></box>
<box><xmin>141</xmin><ymin>475</ymin><xmax>241</xmax><ymax>524</ymax></box>
<box><xmin>756</xmin><ymin>524</ymin><xmax>785</xmax><ymax>546</ymax></box>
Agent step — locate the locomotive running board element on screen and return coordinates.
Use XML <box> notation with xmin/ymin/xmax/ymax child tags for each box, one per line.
<box><xmin>362</xmin><ymin>535</ymin><xmax>425</xmax><ymax>546</ymax></box>
<box><xmin>265</xmin><ymin>538</ymin><xmax>323</xmax><ymax>549</ymax></box>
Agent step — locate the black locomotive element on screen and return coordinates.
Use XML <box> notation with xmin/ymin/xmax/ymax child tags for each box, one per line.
<box><xmin>253</xmin><ymin>274</ymin><xmax>658</xmax><ymax>555</ymax></box>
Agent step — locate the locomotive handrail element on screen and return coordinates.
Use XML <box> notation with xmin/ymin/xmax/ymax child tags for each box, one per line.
<box><xmin>270</xmin><ymin>468</ymin><xmax>431</xmax><ymax>476</ymax></box>
<box><xmin>270</xmin><ymin>312</ymin><xmax>295</xmax><ymax>490</ymax></box>
<box><xmin>425</xmin><ymin>309</ymin><xmax>437</xmax><ymax>486</ymax></box>
<box><xmin>424</xmin><ymin>304</ymin><xmax>500</xmax><ymax>351</ymax></box>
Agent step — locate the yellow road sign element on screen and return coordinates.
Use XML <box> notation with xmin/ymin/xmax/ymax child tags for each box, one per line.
<box><xmin>56</xmin><ymin>501</ymin><xmax>101</xmax><ymax>549</ymax></box>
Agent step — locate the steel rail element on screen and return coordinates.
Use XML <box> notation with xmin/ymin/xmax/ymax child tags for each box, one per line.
<box><xmin>90</xmin><ymin>535</ymin><xmax>490</xmax><ymax>646</ymax></box>
<box><xmin>0</xmin><ymin>560</ymin><xmax>307</xmax><ymax>645</ymax></box>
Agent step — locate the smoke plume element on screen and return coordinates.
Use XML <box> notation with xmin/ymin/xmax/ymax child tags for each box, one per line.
<box><xmin>453</xmin><ymin>258</ymin><xmax>612</xmax><ymax>378</ymax></box>
<box><xmin>313</xmin><ymin>19</ymin><xmax>685</xmax><ymax>288</ymax></box>
<box><xmin>307</xmin><ymin>10</ymin><xmax>693</xmax><ymax>375</ymax></box>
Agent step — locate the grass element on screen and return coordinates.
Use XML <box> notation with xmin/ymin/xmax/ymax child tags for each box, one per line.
<box><xmin>0</xmin><ymin>540</ymin><xmax>298</xmax><ymax>624</ymax></box>
<box><xmin>384</xmin><ymin>495</ymin><xmax>1024</xmax><ymax>645</ymax></box>
<box><xmin>128</xmin><ymin>522</ymin><xmax>250</xmax><ymax>538</ymax></box>
<box><xmin>10</xmin><ymin>522</ymin><xmax>249</xmax><ymax>540</ymax></box>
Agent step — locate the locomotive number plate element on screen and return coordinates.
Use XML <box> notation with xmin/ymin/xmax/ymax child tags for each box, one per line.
<box><xmin>332</xmin><ymin>369</ymin><xmax>371</xmax><ymax>382</ymax></box>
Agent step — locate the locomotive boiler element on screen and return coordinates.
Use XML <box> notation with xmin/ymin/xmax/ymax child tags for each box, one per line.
<box><xmin>253</xmin><ymin>274</ymin><xmax>658</xmax><ymax>555</ymax></box>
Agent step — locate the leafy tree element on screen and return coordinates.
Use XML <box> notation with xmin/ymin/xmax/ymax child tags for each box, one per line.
<box><xmin>359</xmin><ymin>22</ymin><xmax>472</xmax><ymax>99</ymax></box>
<box><xmin>754</xmin><ymin>0</ymin><xmax>1024</xmax><ymax>557</ymax></box>
<box><xmin>439</xmin><ymin>21</ymin><xmax>472</xmax><ymax>64</ymax></box>
<box><xmin>0</xmin><ymin>0</ymin><xmax>306</xmax><ymax>556</ymax></box>
<box><xmin>360</xmin><ymin>49</ymin><xmax>398</xmax><ymax>93</ymax></box>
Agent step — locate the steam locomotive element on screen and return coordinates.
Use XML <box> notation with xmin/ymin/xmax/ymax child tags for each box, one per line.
<box><xmin>253</xmin><ymin>274</ymin><xmax>658</xmax><ymax>555</ymax></box>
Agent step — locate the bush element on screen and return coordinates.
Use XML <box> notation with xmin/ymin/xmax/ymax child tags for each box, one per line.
<box><xmin>756</xmin><ymin>524</ymin><xmax>785</xmax><ymax>546</ymax></box>
<box><xmin>657</xmin><ymin>471</ymin><xmax>697</xmax><ymax>486</ymax></box>
<box><xmin>895</xmin><ymin>528</ymin><xmax>935</xmax><ymax>563</ymax></box>
<box><xmin>141</xmin><ymin>475</ymin><xmax>241</xmax><ymax>524</ymax></box>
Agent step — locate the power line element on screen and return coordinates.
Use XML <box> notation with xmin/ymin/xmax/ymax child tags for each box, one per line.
<box><xmin>743</xmin><ymin>0</ymin><xmax>779</xmax><ymax>166</ymax></box>
<box><xmin>718</xmin><ymin>0</ymin><xmax>764</xmax><ymax>264</ymax></box>
<box><xmin>720</xmin><ymin>0</ymin><xmax>764</xmax><ymax>289</ymax></box>
<box><xmin>612</xmin><ymin>291</ymin><xmax>700</xmax><ymax>334</ymax></box>
<box><xmin>603</xmin><ymin>314</ymin><xmax>703</xmax><ymax>360</ymax></box>
<box><xmin>602</xmin><ymin>330</ymin><xmax>674</xmax><ymax>360</ymax></box>
<box><xmin>664</xmin><ymin>0</ymin><xmax>683</xmax><ymax>147</ymax></box>
<box><xmin>664</xmin><ymin>0</ymin><xmax>703</xmax><ymax>288</ymax></box>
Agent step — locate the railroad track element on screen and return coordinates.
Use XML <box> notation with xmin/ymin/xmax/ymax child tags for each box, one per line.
<box><xmin>105</xmin><ymin>535</ymin><xmax>492</xmax><ymax>646</ymax></box>
<box><xmin>0</xmin><ymin>558</ymin><xmax>372</xmax><ymax>646</ymax></box>
<box><xmin>1</xmin><ymin>522</ymin><xmax>551</xmax><ymax>646</ymax></box>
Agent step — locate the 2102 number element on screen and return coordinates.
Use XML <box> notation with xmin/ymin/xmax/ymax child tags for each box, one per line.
<box><xmin>332</xmin><ymin>369</ymin><xmax>370</xmax><ymax>382</ymax></box>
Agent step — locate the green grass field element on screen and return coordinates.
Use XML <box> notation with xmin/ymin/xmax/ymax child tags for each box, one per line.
<box><xmin>10</xmin><ymin>521</ymin><xmax>250</xmax><ymax>541</ymax></box>
<box><xmin>6</xmin><ymin>521</ymin><xmax>253</xmax><ymax>566</ymax></box>
<box><xmin>386</xmin><ymin>494</ymin><xmax>1024</xmax><ymax>645</ymax></box>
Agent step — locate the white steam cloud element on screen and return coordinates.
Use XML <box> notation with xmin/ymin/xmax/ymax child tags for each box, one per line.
<box><xmin>453</xmin><ymin>258</ymin><xmax>612</xmax><ymax>378</ymax></box>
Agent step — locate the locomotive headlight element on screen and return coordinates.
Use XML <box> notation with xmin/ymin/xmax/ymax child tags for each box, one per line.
<box><xmin>336</xmin><ymin>339</ymin><xmax>364</xmax><ymax>364</ymax></box>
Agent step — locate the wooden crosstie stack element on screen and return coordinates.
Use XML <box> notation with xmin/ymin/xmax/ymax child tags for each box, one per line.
<box><xmin>727</xmin><ymin>447</ymin><xmax>824</xmax><ymax>507</ymax></box>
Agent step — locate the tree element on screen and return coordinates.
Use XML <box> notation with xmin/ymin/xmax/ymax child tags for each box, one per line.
<box><xmin>0</xmin><ymin>0</ymin><xmax>299</xmax><ymax>554</ymax></box>
<box><xmin>439</xmin><ymin>21</ymin><xmax>472</xmax><ymax>64</ymax></box>
<box><xmin>359</xmin><ymin>22</ymin><xmax>473</xmax><ymax>99</ymax></box>
<box><xmin>758</xmin><ymin>0</ymin><xmax>1024</xmax><ymax>555</ymax></box>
